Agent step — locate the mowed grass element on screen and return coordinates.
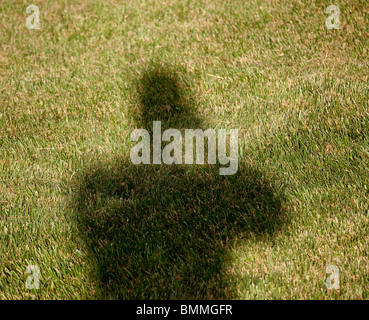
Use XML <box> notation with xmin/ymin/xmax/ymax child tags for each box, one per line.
<box><xmin>0</xmin><ymin>0</ymin><xmax>368</xmax><ymax>299</ymax></box>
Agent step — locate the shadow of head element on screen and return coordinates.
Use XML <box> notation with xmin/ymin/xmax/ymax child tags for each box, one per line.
<box><xmin>74</xmin><ymin>162</ymin><xmax>286</xmax><ymax>299</ymax></box>
<box><xmin>132</xmin><ymin>62</ymin><xmax>202</xmax><ymax>131</ymax></box>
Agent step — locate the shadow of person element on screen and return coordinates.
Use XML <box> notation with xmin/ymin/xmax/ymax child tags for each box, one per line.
<box><xmin>73</xmin><ymin>63</ymin><xmax>287</xmax><ymax>299</ymax></box>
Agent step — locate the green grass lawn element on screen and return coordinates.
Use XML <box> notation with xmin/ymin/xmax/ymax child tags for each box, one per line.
<box><xmin>0</xmin><ymin>0</ymin><xmax>368</xmax><ymax>299</ymax></box>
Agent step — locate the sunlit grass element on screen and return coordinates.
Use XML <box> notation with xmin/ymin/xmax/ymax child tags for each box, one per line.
<box><xmin>0</xmin><ymin>0</ymin><xmax>368</xmax><ymax>299</ymax></box>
